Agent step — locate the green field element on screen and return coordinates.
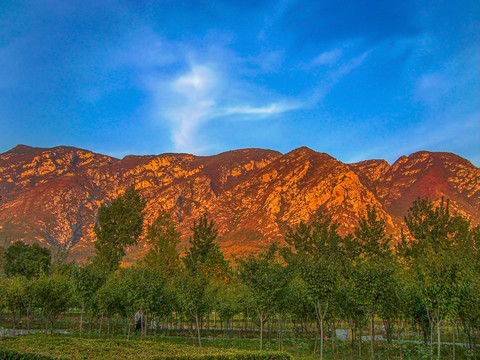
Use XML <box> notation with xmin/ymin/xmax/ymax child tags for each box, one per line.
<box><xmin>1</xmin><ymin>334</ymin><xmax>478</xmax><ymax>360</ymax></box>
<box><xmin>0</xmin><ymin>334</ymin><xmax>291</xmax><ymax>360</ymax></box>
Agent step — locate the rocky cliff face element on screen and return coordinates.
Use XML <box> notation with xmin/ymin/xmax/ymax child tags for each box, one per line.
<box><xmin>0</xmin><ymin>145</ymin><xmax>478</xmax><ymax>262</ymax></box>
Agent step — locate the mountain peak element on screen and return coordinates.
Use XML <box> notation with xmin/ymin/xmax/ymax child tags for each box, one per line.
<box><xmin>5</xmin><ymin>144</ymin><xmax>36</xmax><ymax>154</ymax></box>
<box><xmin>0</xmin><ymin>145</ymin><xmax>478</xmax><ymax>262</ymax></box>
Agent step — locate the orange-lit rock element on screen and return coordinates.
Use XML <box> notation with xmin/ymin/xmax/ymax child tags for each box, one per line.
<box><xmin>0</xmin><ymin>145</ymin><xmax>478</xmax><ymax>262</ymax></box>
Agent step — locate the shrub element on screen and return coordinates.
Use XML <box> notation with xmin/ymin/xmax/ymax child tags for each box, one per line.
<box><xmin>160</xmin><ymin>352</ymin><xmax>292</xmax><ymax>360</ymax></box>
<box><xmin>0</xmin><ymin>348</ymin><xmax>66</xmax><ymax>360</ymax></box>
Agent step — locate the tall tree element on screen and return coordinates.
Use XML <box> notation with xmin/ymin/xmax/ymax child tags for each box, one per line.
<box><xmin>283</xmin><ymin>213</ymin><xmax>344</xmax><ymax>359</ymax></box>
<box><xmin>181</xmin><ymin>214</ymin><xmax>230</xmax><ymax>347</ymax></box>
<box><xmin>183</xmin><ymin>213</ymin><xmax>231</xmax><ymax>280</ymax></box>
<box><xmin>352</xmin><ymin>205</ymin><xmax>393</xmax><ymax>360</ymax></box>
<box><xmin>72</xmin><ymin>264</ymin><xmax>105</xmax><ymax>337</ymax></box>
<box><xmin>143</xmin><ymin>211</ymin><xmax>181</xmax><ymax>275</ymax></box>
<box><xmin>238</xmin><ymin>244</ymin><xmax>291</xmax><ymax>351</ymax></box>
<box><xmin>400</xmin><ymin>198</ymin><xmax>470</xmax><ymax>359</ymax></box>
<box><xmin>92</xmin><ymin>186</ymin><xmax>146</xmax><ymax>274</ymax></box>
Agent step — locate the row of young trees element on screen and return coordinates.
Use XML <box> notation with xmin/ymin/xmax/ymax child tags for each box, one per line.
<box><xmin>0</xmin><ymin>187</ymin><xmax>479</xmax><ymax>360</ymax></box>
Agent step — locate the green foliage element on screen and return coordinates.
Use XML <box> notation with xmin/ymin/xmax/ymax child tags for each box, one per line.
<box><xmin>353</xmin><ymin>205</ymin><xmax>391</xmax><ymax>259</ymax></box>
<box><xmin>72</xmin><ymin>264</ymin><xmax>105</xmax><ymax>313</ymax></box>
<box><xmin>97</xmin><ymin>266</ymin><xmax>177</xmax><ymax>320</ymax></box>
<box><xmin>177</xmin><ymin>271</ymin><xmax>210</xmax><ymax>319</ymax></box>
<box><xmin>352</xmin><ymin>261</ymin><xmax>395</xmax><ymax>311</ymax></box>
<box><xmin>144</xmin><ymin>211</ymin><xmax>181</xmax><ymax>275</ymax></box>
<box><xmin>183</xmin><ymin>214</ymin><xmax>231</xmax><ymax>280</ymax></box>
<box><xmin>238</xmin><ymin>244</ymin><xmax>291</xmax><ymax>316</ymax></box>
<box><xmin>284</xmin><ymin>212</ymin><xmax>344</xmax><ymax>264</ymax></box>
<box><xmin>0</xmin><ymin>348</ymin><xmax>64</xmax><ymax>360</ymax></box>
<box><xmin>31</xmin><ymin>274</ymin><xmax>72</xmax><ymax>327</ymax></box>
<box><xmin>0</xmin><ymin>335</ymin><xmax>292</xmax><ymax>360</ymax></box>
<box><xmin>4</xmin><ymin>241</ymin><xmax>51</xmax><ymax>279</ymax></box>
<box><xmin>0</xmin><ymin>276</ymin><xmax>32</xmax><ymax>329</ymax></box>
<box><xmin>213</xmin><ymin>279</ymin><xmax>246</xmax><ymax>323</ymax></box>
<box><xmin>93</xmin><ymin>186</ymin><xmax>146</xmax><ymax>274</ymax></box>
<box><xmin>160</xmin><ymin>353</ymin><xmax>292</xmax><ymax>360</ymax></box>
<box><xmin>0</xmin><ymin>196</ymin><xmax>478</xmax><ymax>359</ymax></box>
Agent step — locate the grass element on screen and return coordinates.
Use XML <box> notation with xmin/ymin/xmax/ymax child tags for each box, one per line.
<box><xmin>0</xmin><ymin>334</ymin><xmax>291</xmax><ymax>360</ymax></box>
<box><xmin>0</xmin><ymin>332</ymin><xmax>478</xmax><ymax>360</ymax></box>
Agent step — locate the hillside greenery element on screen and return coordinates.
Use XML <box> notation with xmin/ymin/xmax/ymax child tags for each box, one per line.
<box><xmin>0</xmin><ymin>189</ymin><xmax>478</xmax><ymax>360</ymax></box>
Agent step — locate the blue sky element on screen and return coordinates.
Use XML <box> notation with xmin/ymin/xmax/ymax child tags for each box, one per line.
<box><xmin>1</xmin><ymin>0</ymin><xmax>479</xmax><ymax>165</ymax></box>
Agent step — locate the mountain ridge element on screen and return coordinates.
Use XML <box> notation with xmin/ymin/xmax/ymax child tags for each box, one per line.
<box><xmin>0</xmin><ymin>145</ymin><xmax>478</xmax><ymax>262</ymax></box>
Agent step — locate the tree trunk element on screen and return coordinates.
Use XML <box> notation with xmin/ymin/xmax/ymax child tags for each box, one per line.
<box><xmin>430</xmin><ymin>321</ymin><xmax>434</xmax><ymax>359</ymax></box>
<box><xmin>80</xmin><ymin>306</ymin><xmax>84</xmax><ymax>338</ymax></box>
<box><xmin>26</xmin><ymin>309</ymin><xmax>30</xmax><ymax>332</ymax></box>
<box><xmin>359</xmin><ymin>323</ymin><xmax>362</xmax><ymax>358</ymax></box>
<box><xmin>370</xmin><ymin>312</ymin><xmax>375</xmax><ymax>360</ymax></box>
<box><xmin>320</xmin><ymin>317</ymin><xmax>324</xmax><ymax>360</ymax></box>
<box><xmin>195</xmin><ymin>311</ymin><xmax>202</xmax><ymax>347</ymax></box>
<box><xmin>259</xmin><ymin>312</ymin><xmax>264</xmax><ymax>351</ymax></box>
<box><xmin>452</xmin><ymin>323</ymin><xmax>456</xmax><ymax>360</ymax></box>
<box><xmin>437</xmin><ymin>321</ymin><xmax>441</xmax><ymax>360</ymax></box>
<box><xmin>206</xmin><ymin>312</ymin><xmax>209</xmax><ymax>337</ymax></box>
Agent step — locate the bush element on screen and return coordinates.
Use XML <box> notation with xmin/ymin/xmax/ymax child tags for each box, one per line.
<box><xmin>160</xmin><ymin>353</ymin><xmax>292</xmax><ymax>360</ymax></box>
<box><xmin>0</xmin><ymin>347</ymin><xmax>291</xmax><ymax>360</ymax></box>
<box><xmin>0</xmin><ymin>348</ymin><xmax>66</xmax><ymax>360</ymax></box>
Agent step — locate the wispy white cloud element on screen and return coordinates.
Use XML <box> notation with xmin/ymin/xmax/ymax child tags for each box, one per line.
<box><xmin>224</xmin><ymin>103</ymin><xmax>297</xmax><ymax>116</ymax></box>
<box><xmin>144</xmin><ymin>58</ymin><xmax>297</xmax><ymax>153</ymax></box>
<box><xmin>413</xmin><ymin>45</ymin><xmax>479</xmax><ymax>107</ymax></box>
<box><xmin>310</xmin><ymin>49</ymin><xmax>343</xmax><ymax>66</ymax></box>
<box><xmin>302</xmin><ymin>49</ymin><xmax>372</xmax><ymax>107</ymax></box>
<box><xmin>329</xmin><ymin>50</ymin><xmax>371</xmax><ymax>81</ymax></box>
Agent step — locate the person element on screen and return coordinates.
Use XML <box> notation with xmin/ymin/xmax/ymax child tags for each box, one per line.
<box><xmin>134</xmin><ymin>309</ymin><xmax>143</xmax><ymax>332</ymax></box>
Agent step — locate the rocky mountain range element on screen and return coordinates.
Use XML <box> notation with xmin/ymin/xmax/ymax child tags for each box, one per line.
<box><xmin>0</xmin><ymin>144</ymin><xmax>478</xmax><ymax>262</ymax></box>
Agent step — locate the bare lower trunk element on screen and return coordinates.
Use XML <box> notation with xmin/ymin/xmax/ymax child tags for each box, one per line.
<box><xmin>144</xmin><ymin>313</ymin><xmax>148</xmax><ymax>337</ymax></box>
<box><xmin>370</xmin><ymin>312</ymin><xmax>375</xmax><ymax>360</ymax></box>
<box><xmin>437</xmin><ymin>321</ymin><xmax>441</xmax><ymax>360</ymax></box>
<box><xmin>430</xmin><ymin>322</ymin><xmax>434</xmax><ymax>360</ymax></box>
<box><xmin>79</xmin><ymin>306</ymin><xmax>84</xmax><ymax>338</ymax></box>
<box><xmin>259</xmin><ymin>316</ymin><xmax>264</xmax><ymax>351</ymax></box>
<box><xmin>453</xmin><ymin>323</ymin><xmax>456</xmax><ymax>360</ymax></box>
<box><xmin>320</xmin><ymin>317</ymin><xmax>324</xmax><ymax>360</ymax></box>
<box><xmin>359</xmin><ymin>324</ymin><xmax>362</xmax><ymax>358</ymax></box>
<box><xmin>195</xmin><ymin>312</ymin><xmax>202</xmax><ymax>347</ymax></box>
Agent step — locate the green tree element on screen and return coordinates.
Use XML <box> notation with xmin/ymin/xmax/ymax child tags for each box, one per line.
<box><xmin>0</xmin><ymin>276</ymin><xmax>31</xmax><ymax>330</ymax></box>
<box><xmin>32</xmin><ymin>273</ymin><xmax>72</xmax><ymax>332</ymax></box>
<box><xmin>399</xmin><ymin>198</ymin><xmax>470</xmax><ymax>359</ymax></box>
<box><xmin>180</xmin><ymin>214</ymin><xmax>230</xmax><ymax>347</ymax></box>
<box><xmin>283</xmin><ymin>213</ymin><xmax>344</xmax><ymax>359</ymax></box>
<box><xmin>72</xmin><ymin>264</ymin><xmax>105</xmax><ymax>337</ymax></box>
<box><xmin>352</xmin><ymin>205</ymin><xmax>393</xmax><ymax>360</ymax></box>
<box><xmin>4</xmin><ymin>241</ymin><xmax>51</xmax><ymax>278</ymax></box>
<box><xmin>238</xmin><ymin>244</ymin><xmax>291</xmax><ymax>350</ymax></box>
<box><xmin>183</xmin><ymin>214</ymin><xmax>230</xmax><ymax>280</ymax></box>
<box><xmin>353</xmin><ymin>205</ymin><xmax>391</xmax><ymax>258</ymax></box>
<box><xmin>92</xmin><ymin>186</ymin><xmax>146</xmax><ymax>274</ymax></box>
<box><xmin>178</xmin><ymin>271</ymin><xmax>210</xmax><ymax>346</ymax></box>
<box><xmin>143</xmin><ymin>211</ymin><xmax>181</xmax><ymax>275</ymax></box>
<box><xmin>214</xmin><ymin>279</ymin><xmax>246</xmax><ymax>335</ymax></box>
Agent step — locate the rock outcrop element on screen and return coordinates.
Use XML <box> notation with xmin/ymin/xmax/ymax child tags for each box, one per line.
<box><xmin>0</xmin><ymin>145</ymin><xmax>478</xmax><ymax>262</ymax></box>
